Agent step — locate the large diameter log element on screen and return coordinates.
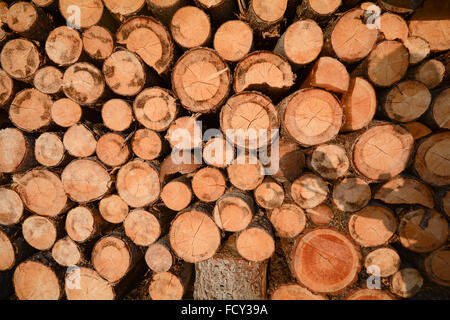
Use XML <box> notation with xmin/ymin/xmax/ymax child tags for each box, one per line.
<box><xmin>194</xmin><ymin>235</ymin><xmax>268</xmax><ymax>300</ymax></box>
<box><xmin>51</xmin><ymin>98</ymin><xmax>82</xmax><ymax>128</ymax></box>
<box><xmin>301</xmin><ymin>57</ymin><xmax>349</xmax><ymax>94</ymax></box>
<box><xmin>172</xmin><ymin>47</ymin><xmax>231</xmax><ymax>113</ymax></box>
<box><xmin>6</xmin><ymin>2</ymin><xmax>52</xmax><ymax>41</ymax></box>
<box><xmin>10</xmin><ymin>89</ymin><xmax>52</xmax><ymax>132</ymax></box>
<box><xmin>213</xmin><ymin>190</ymin><xmax>254</xmax><ymax>232</ymax></box>
<box><xmin>0</xmin><ymin>128</ymin><xmax>35</xmax><ymax>173</ymax></box>
<box><xmin>0</xmin><ymin>188</ymin><xmax>24</xmax><ymax>226</ymax></box>
<box><xmin>59</xmin><ymin>0</ymin><xmax>104</xmax><ymax>29</ymax></box>
<box><xmin>278</xmin><ymin>88</ymin><xmax>343</xmax><ymax>147</ymax></box>
<box><xmin>364</xmin><ymin>247</ymin><xmax>400</xmax><ymax>278</ymax></box>
<box><xmin>213</xmin><ymin>20</ymin><xmax>253</xmax><ymax>63</ymax></box>
<box><xmin>0</xmin><ymin>39</ymin><xmax>41</xmax><ymax>82</ymax></box>
<box><xmin>424</xmin><ymin>247</ymin><xmax>450</xmax><ymax>287</ymax></box>
<box><xmin>102</xmin><ymin>99</ymin><xmax>133</xmax><ymax>132</ymax></box>
<box><xmin>171</xmin><ymin>6</ymin><xmax>211</xmax><ymax>49</ymax></box>
<box><xmin>82</xmin><ymin>25</ymin><xmax>114</xmax><ymax>60</ymax></box>
<box><xmin>45</xmin><ymin>26</ymin><xmax>82</xmax><ymax>66</ymax></box>
<box><xmin>65</xmin><ymin>267</ymin><xmax>115</xmax><ymax>300</ymax></box>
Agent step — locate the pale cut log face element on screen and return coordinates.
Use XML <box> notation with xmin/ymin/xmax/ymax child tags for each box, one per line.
<box><xmin>0</xmin><ymin>69</ymin><xmax>14</xmax><ymax>106</ymax></box>
<box><xmin>103</xmin><ymin>0</ymin><xmax>145</xmax><ymax>16</ymax></box>
<box><xmin>0</xmin><ymin>128</ymin><xmax>27</xmax><ymax>173</ymax></box>
<box><xmin>425</xmin><ymin>248</ymin><xmax>450</xmax><ymax>287</ymax></box>
<box><xmin>82</xmin><ymin>26</ymin><xmax>114</xmax><ymax>60</ymax></box>
<box><xmin>252</xmin><ymin>0</ymin><xmax>288</xmax><ymax>23</ymax></box>
<box><xmin>171</xmin><ymin>6</ymin><xmax>211</xmax><ymax>49</ymax></box>
<box><xmin>214</xmin><ymin>20</ymin><xmax>253</xmax><ymax>62</ymax></box>
<box><xmin>92</xmin><ymin>236</ymin><xmax>131</xmax><ymax>283</ymax></box>
<box><xmin>45</xmin><ymin>26</ymin><xmax>83</xmax><ymax>66</ymax></box>
<box><xmin>271</xmin><ymin>284</ymin><xmax>327</xmax><ymax>300</ymax></box>
<box><xmin>59</xmin><ymin>0</ymin><xmax>104</xmax><ymax>29</ymax></box>
<box><xmin>149</xmin><ymin>272</ymin><xmax>184</xmax><ymax>300</ymax></box>
<box><xmin>0</xmin><ymin>229</ymin><xmax>15</xmax><ymax>271</ymax></box>
<box><xmin>65</xmin><ymin>267</ymin><xmax>114</xmax><ymax>300</ymax></box>
<box><xmin>7</xmin><ymin>2</ymin><xmax>37</xmax><ymax>33</ymax></box>
<box><xmin>345</xmin><ymin>289</ymin><xmax>394</xmax><ymax>300</ymax></box>
<box><xmin>0</xmin><ymin>188</ymin><xmax>23</xmax><ymax>226</ymax></box>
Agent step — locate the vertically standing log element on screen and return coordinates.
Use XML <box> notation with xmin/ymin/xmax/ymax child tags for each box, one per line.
<box><xmin>213</xmin><ymin>190</ymin><xmax>254</xmax><ymax>232</ymax></box>
<box><xmin>171</xmin><ymin>6</ymin><xmax>211</xmax><ymax>49</ymax></box>
<box><xmin>6</xmin><ymin>1</ymin><xmax>52</xmax><ymax>41</ymax></box>
<box><xmin>213</xmin><ymin>20</ymin><xmax>253</xmax><ymax>63</ymax></box>
<box><xmin>45</xmin><ymin>26</ymin><xmax>83</xmax><ymax>66</ymax></box>
<box><xmin>0</xmin><ymin>128</ymin><xmax>35</xmax><ymax>173</ymax></box>
<box><xmin>82</xmin><ymin>25</ymin><xmax>114</xmax><ymax>60</ymax></box>
<box><xmin>0</xmin><ymin>39</ymin><xmax>42</xmax><ymax>82</ymax></box>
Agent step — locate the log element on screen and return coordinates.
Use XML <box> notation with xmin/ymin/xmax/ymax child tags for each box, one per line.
<box><xmin>348</xmin><ymin>205</ymin><xmax>397</xmax><ymax>247</ymax></box>
<box><xmin>51</xmin><ymin>98</ymin><xmax>82</xmax><ymax>128</ymax></box>
<box><xmin>254</xmin><ymin>177</ymin><xmax>284</xmax><ymax>209</ymax></box>
<box><xmin>398</xmin><ymin>208</ymin><xmax>448</xmax><ymax>253</ymax></box>
<box><xmin>160</xmin><ymin>149</ymin><xmax>202</xmax><ymax>183</ymax></box>
<box><xmin>145</xmin><ymin>234</ymin><xmax>174</xmax><ymax>273</ymax></box>
<box><xmin>82</xmin><ymin>25</ymin><xmax>114</xmax><ymax>60</ymax></box>
<box><xmin>33</xmin><ymin>66</ymin><xmax>63</xmax><ymax>95</ymax></box>
<box><xmin>99</xmin><ymin>194</ymin><xmax>129</xmax><ymax>224</ymax></box>
<box><xmin>414</xmin><ymin>132</ymin><xmax>450</xmax><ymax>187</ymax></box>
<box><xmin>427</xmin><ymin>88</ymin><xmax>450</xmax><ymax>130</ymax></box>
<box><xmin>194</xmin><ymin>0</ymin><xmax>236</xmax><ymax>23</ymax></box>
<box><xmin>96</xmin><ymin>133</ymin><xmax>131</xmax><ymax>167</ymax></box>
<box><xmin>6</xmin><ymin>1</ymin><xmax>52</xmax><ymax>41</ymax></box>
<box><xmin>0</xmin><ymin>188</ymin><xmax>24</xmax><ymax>226</ymax></box>
<box><xmin>442</xmin><ymin>192</ymin><xmax>450</xmax><ymax>218</ymax></box>
<box><xmin>133</xmin><ymin>87</ymin><xmax>178</xmax><ymax>132</ymax></box>
<box><xmin>124</xmin><ymin>209</ymin><xmax>163</xmax><ymax>247</ymax></box>
<box><xmin>45</xmin><ymin>26</ymin><xmax>83</xmax><ymax>66</ymax></box>
<box><xmin>403</xmin><ymin>121</ymin><xmax>432</xmax><ymax>140</ymax></box>
<box><xmin>308</xmin><ymin>144</ymin><xmax>349</xmax><ymax>180</ymax></box>
<box><xmin>227</xmin><ymin>154</ymin><xmax>265</xmax><ymax>191</ymax></box>
<box><xmin>332</xmin><ymin>177</ymin><xmax>371</xmax><ymax>212</ymax></box>
<box><xmin>52</xmin><ymin>236</ymin><xmax>82</xmax><ymax>267</ymax></box>
<box><xmin>379</xmin><ymin>12</ymin><xmax>408</xmax><ymax>41</ymax></box>
<box><xmin>403</xmin><ymin>36</ymin><xmax>430</xmax><ymax>65</ymax></box>
<box><xmin>424</xmin><ymin>247</ymin><xmax>450</xmax><ymax>287</ymax></box>
<box><xmin>101</xmin><ymin>99</ymin><xmax>133</xmax><ymax>132</ymax></box>
<box><xmin>301</xmin><ymin>57</ymin><xmax>350</xmax><ymax>94</ymax></box>
<box><xmin>10</xmin><ymin>89</ymin><xmax>52</xmax><ymax>132</ymax></box>
<box><xmin>246</xmin><ymin>0</ymin><xmax>287</xmax><ymax>36</ymax></box>
<box><xmin>202</xmin><ymin>136</ymin><xmax>234</xmax><ymax>168</ymax></box>
<box><xmin>274</xmin><ymin>19</ymin><xmax>323</xmax><ymax>68</ymax></box>
<box><xmin>148</xmin><ymin>261</ymin><xmax>193</xmax><ymax>300</ymax></box>
<box><xmin>65</xmin><ymin>267</ymin><xmax>115</xmax><ymax>300</ymax></box>
<box><xmin>32</xmin><ymin>0</ymin><xmax>55</xmax><ymax>7</ymax></box>
<box><xmin>213</xmin><ymin>190</ymin><xmax>254</xmax><ymax>232</ymax></box>
<box><xmin>146</xmin><ymin>0</ymin><xmax>187</xmax><ymax>26</ymax></box>
<box><xmin>63</xmin><ymin>124</ymin><xmax>97</xmax><ymax>158</ymax></box>
<box><xmin>172</xmin><ymin>47</ymin><xmax>231</xmax><ymax>113</ymax></box>
<box><xmin>390</xmin><ymin>268</ymin><xmax>423</xmax><ymax>298</ymax></box>
<box><xmin>411</xmin><ymin>59</ymin><xmax>445</xmax><ymax>89</ymax></box>
<box><xmin>0</xmin><ymin>226</ymin><xmax>33</xmax><ymax>271</ymax></box>
<box><xmin>161</xmin><ymin>176</ymin><xmax>193</xmax><ymax>211</ymax></box>
<box><xmin>0</xmin><ymin>68</ymin><xmax>13</xmax><ymax>108</ymax></box>
<box><xmin>296</xmin><ymin>0</ymin><xmax>341</xmax><ymax>24</ymax></box>
<box><xmin>34</xmin><ymin>132</ymin><xmax>65</xmax><ymax>167</ymax></box>
<box><xmin>0</xmin><ymin>128</ymin><xmax>35</xmax><ymax>173</ymax></box>
<box><xmin>169</xmin><ymin>205</ymin><xmax>221</xmax><ymax>263</ymax></box>
<box><xmin>194</xmin><ymin>234</ymin><xmax>268</xmax><ymax>299</ymax></box>
<box><xmin>377</xmin><ymin>0</ymin><xmax>424</xmax><ymax>14</ymax></box>
<box><xmin>59</xmin><ymin>0</ymin><xmax>104</xmax><ymax>29</ymax></box>
<box><xmin>213</xmin><ymin>20</ymin><xmax>253</xmax><ymax>63</ymax></box>
<box><xmin>165</xmin><ymin>116</ymin><xmax>202</xmax><ymax>150</ymax></box>
<box><xmin>131</xmin><ymin>128</ymin><xmax>164</xmax><ymax>160</ymax></box>
<box><xmin>352</xmin><ymin>124</ymin><xmax>414</xmax><ymax>181</ymax></box>
<box><xmin>268</xmin><ymin>202</ymin><xmax>306</xmax><ymax>238</ymax></box>
<box><xmin>305</xmin><ymin>204</ymin><xmax>334</xmax><ymax>226</ymax></box>
<box><xmin>191</xmin><ymin>167</ymin><xmax>226</xmax><ymax>202</ymax></box>
<box><xmin>22</xmin><ymin>215</ymin><xmax>60</xmax><ymax>250</ymax></box>
<box><xmin>171</xmin><ymin>6</ymin><xmax>211</xmax><ymax>49</ymax></box>
<box><xmin>290</xmin><ymin>173</ymin><xmax>329</xmax><ymax>209</ymax></box>
<box><xmin>345</xmin><ymin>289</ymin><xmax>394</xmax><ymax>300</ymax></box>
<box><xmin>61</xmin><ymin>159</ymin><xmax>111</xmax><ymax>203</ymax></box>
<box><xmin>364</xmin><ymin>247</ymin><xmax>400</xmax><ymax>278</ymax></box>
<box><xmin>103</xmin><ymin>0</ymin><xmax>146</xmax><ymax>19</ymax></box>
<box><xmin>0</xmin><ymin>39</ymin><xmax>41</xmax><ymax>82</ymax></box>
<box><xmin>374</xmin><ymin>175</ymin><xmax>435</xmax><ymax>208</ymax></box>
<box><xmin>66</xmin><ymin>205</ymin><xmax>108</xmax><ymax>243</ymax></box>
<box><xmin>381</xmin><ymin>80</ymin><xmax>431</xmax><ymax>122</ymax></box>
<box><xmin>272</xmin><ymin>139</ymin><xmax>305</xmax><ymax>182</ymax></box>
<box><xmin>278</xmin><ymin>88</ymin><xmax>343</xmax><ymax>147</ymax></box>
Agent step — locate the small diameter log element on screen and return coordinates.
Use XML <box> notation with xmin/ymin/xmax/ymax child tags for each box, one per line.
<box><xmin>305</xmin><ymin>204</ymin><xmax>334</xmax><ymax>226</ymax></box>
<box><xmin>414</xmin><ymin>132</ymin><xmax>450</xmax><ymax>187</ymax></box>
<box><xmin>274</xmin><ymin>19</ymin><xmax>323</xmax><ymax>68</ymax></box>
<box><xmin>172</xmin><ymin>47</ymin><xmax>231</xmax><ymax>113</ymax></box>
<box><xmin>165</xmin><ymin>116</ymin><xmax>202</xmax><ymax>150</ymax></box>
<box><xmin>233</xmin><ymin>51</ymin><xmax>295</xmax><ymax>96</ymax></box>
<box><xmin>424</xmin><ymin>247</ymin><xmax>450</xmax><ymax>287</ymax></box>
<box><xmin>364</xmin><ymin>247</ymin><xmax>400</xmax><ymax>278</ymax></box>
<box><xmin>195</xmin><ymin>0</ymin><xmax>236</xmax><ymax>23</ymax></box>
<box><xmin>345</xmin><ymin>289</ymin><xmax>394</xmax><ymax>300</ymax></box>
<box><xmin>131</xmin><ymin>129</ymin><xmax>164</xmax><ymax>160</ymax></box>
<box><xmin>301</xmin><ymin>57</ymin><xmax>349</xmax><ymax>94</ymax></box>
<box><xmin>0</xmin><ymin>228</ymin><xmax>16</xmax><ymax>271</ymax></box>
<box><xmin>52</xmin><ymin>236</ymin><xmax>82</xmax><ymax>267</ymax></box>
<box><xmin>213</xmin><ymin>190</ymin><xmax>254</xmax><ymax>232</ymax></box>
<box><xmin>1</xmin><ymin>39</ymin><xmax>41</xmax><ymax>82</ymax></box>
<box><xmin>33</xmin><ymin>66</ymin><xmax>63</xmax><ymax>95</ymax></box>
<box><xmin>124</xmin><ymin>209</ymin><xmax>162</xmax><ymax>247</ymax></box>
<box><xmin>59</xmin><ymin>0</ymin><xmax>104</xmax><ymax>29</ymax></box>
<box><xmin>171</xmin><ymin>6</ymin><xmax>211</xmax><ymax>49</ymax></box>
<box><xmin>220</xmin><ymin>91</ymin><xmax>279</xmax><ymax>150</ymax></box>
<box><xmin>116</xmin><ymin>16</ymin><xmax>173</xmax><ymax>75</ymax></box>
<box><xmin>148</xmin><ymin>262</ymin><xmax>193</xmax><ymax>300</ymax></box>
<box><xmin>408</xmin><ymin>0</ymin><xmax>450</xmax><ymax>52</ymax></box>
<box><xmin>101</xmin><ymin>99</ymin><xmax>133</xmax><ymax>132</ymax></box>
<box><xmin>45</xmin><ymin>26</ymin><xmax>82</xmax><ymax>66</ymax></box>
<box><xmin>161</xmin><ymin>177</ymin><xmax>193</xmax><ymax>211</ymax></box>
<box><xmin>116</xmin><ymin>159</ymin><xmax>161</xmax><ymax>208</ymax></box>
<box><xmin>403</xmin><ymin>122</ymin><xmax>431</xmax><ymax>140</ymax></box>
<box><xmin>160</xmin><ymin>150</ymin><xmax>202</xmax><ymax>183</ymax></box>
<box><xmin>6</xmin><ymin>2</ymin><xmax>51</xmax><ymax>41</ymax></box>
<box><xmin>403</xmin><ymin>36</ymin><xmax>430</xmax><ymax>65</ymax></box>
<box><xmin>309</xmin><ymin>144</ymin><xmax>349</xmax><ymax>180</ymax></box>
<box><xmin>192</xmin><ymin>167</ymin><xmax>226</xmax><ymax>202</ymax></box>
<box><xmin>0</xmin><ymin>188</ymin><xmax>24</xmax><ymax>226</ymax></box>
<box><xmin>442</xmin><ymin>192</ymin><xmax>450</xmax><ymax>218</ymax></box>
<box><xmin>146</xmin><ymin>0</ymin><xmax>187</xmax><ymax>26</ymax></box>
<box><xmin>427</xmin><ymin>88</ymin><xmax>450</xmax><ymax>130</ymax></box>
<box><xmin>10</xmin><ymin>89</ymin><xmax>52</xmax><ymax>132</ymax></box>
<box><xmin>22</xmin><ymin>215</ymin><xmax>59</xmax><ymax>250</ymax></box>
<box><xmin>63</xmin><ymin>62</ymin><xmax>105</xmax><ymax>106</ymax></box>
<box><xmin>32</xmin><ymin>0</ymin><xmax>55</xmax><ymax>7</ymax></box>
<box><xmin>332</xmin><ymin>177</ymin><xmax>371</xmax><ymax>212</ymax></box>
<box><xmin>0</xmin><ymin>226</ymin><xmax>34</xmax><ymax>272</ymax></box>
<box><xmin>279</xmin><ymin>88</ymin><xmax>343</xmax><ymax>147</ymax></box>
<box><xmin>13</xmin><ymin>255</ymin><xmax>62</xmax><ymax>300</ymax></box>
<box><xmin>411</xmin><ymin>59</ymin><xmax>445</xmax><ymax>89</ymax></box>
<box><xmin>92</xmin><ymin>233</ymin><xmax>141</xmax><ymax>283</ymax></box>
<box><xmin>61</xmin><ymin>159</ymin><xmax>111</xmax><ymax>203</ymax></box>
<box><xmin>65</xmin><ymin>267</ymin><xmax>115</xmax><ymax>300</ymax></box>
<box><xmin>202</xmin><ymin>137</ymin><xmax>234</xmax><ymax>168</ymax></box>
<box><xmin>227</xmin><ymin>154</ymin><xmax>265</xmax><ymax>191</ymax></box>
<box><xmin>99</xmin><ymin>194</ymin><xmax>129</xmax><ymax>224</ymax></box>
<box><xmin>326</xmin><ymin>8</ymin><xmax>378</xmax><ymax>63</ymax></box>
<box><xmin>398</xmin><ymin>208</ymin><xmax>448</xmax><ymax>253</ymax></box>
<box><xmin>296</xmin><ymin>0</ymin><xmax>341</xmax><ymax>24</ymax></box>
<box><xmin>194</xmin><ymin>234</ymin><xmax>268</xmax><ymax>300</ymax></box>
<box><xmin>82</xmin><ymin>25</ymin><xmax>114</xmax><ymax>60</ymax></box>
<box><xmin>170</xmin><ymin>205</ymin><xmax>221</xmax><ymax>263</ymax></box>
<box><xmin>0</xmin><ymin>128</ymin><xmax>34</xmax><ymax>173</ymax></box>
<box><xmin>133</xmin><ymin>87</ymin><xmax>178</xmax><ymax>132</ymax></box>
<box><xmin>145</xmin><ymin>235</ymin><xmax>173</xmax><ymax>273</ymax></box>
<box><xmin>66</xmin><ymin>206</ymin><xmax>107</xmax><ymax>243</ymax></box>
<box><xmin>254</xmin><ymin>177</ymin><xmax>284</xmax><ymax>209</ymax></box>
<box><xmin>34</xmin><ymin>132</ymin><xmax>65</xmax><ymax>167</ymax></box>
<box><xmin>213</xmin><ymin>20</ymin><xmax>253</xmax><ymax>63</ymax></box>
<box><xmin>0</xmin><ymin>68</ymin><xmax>13</xmax><ymax>107</ymax></box>
<box><xmin>63</xmin><ymin>124</ymin><xmax>97</xmax><ymax>158</ymax></box>
<box><xmin>96</xmin><ymin>133</ymin><xmax>130</xmax><ymax>167</ymax></box>
<box><xmin>268</xmin><ymin>202</ymin><xmax>306</xmax><ymax>238</ymax></box>
<box><xmin>246</xmin><ymin>0</ymin><xmax>287</xmax><ymax>34</ymax></box>
<box><xmin>379</xmin><ymin>12</ymin><xmax>408</xmax><ymax>42</ymax></box>
<box><xmin>381</xmin><ymin>80</ymin><xmax>431</xmax><ymax>123</ymax></box>
<box><xmin>377</xmin><ymin>0</ymin><xmax>424</xmax><ymax>14</ymax></box>
<box><xmin>236</xmin><ymin>214</ymin><xmax>275</xmax><ymax>262</ymax></box>
<box><xmin>352</xmin><ymin>124</ymin><xmax>414</xmax><ymax>181</ymax></box>
<box><xmin>15</xmin><ymin>168</ymin><xmax>67</xmax><ymax>217</ymax></box>
<box><xmin>103</xmin><ymin>0</ymin><xmax>145</xmax><ymax>19</ymax></box>
<box><xmin>348</xmin><ymin>205</ymin><xmax>397</xmax><ymax>247</ymax></box>
<box><xmin>290</xmin><ymin>173</ymin><xmax>328</xmax><ymax>209</ymax></box>
<box><xmin>288</xmin><ymin>228</ymin><xmax>361</xmax><ymax>294</ymax></box>
<box><xmin>51</xmin><ymin>98</ymin><xmax>82</xmax><ymax>128</ymax></box>
<box><xmin>374</xmin><ymin>175</ymin><xmax>435</xmax><ymax>208</ymax></box>
<box><xmin>272</xmin><ymin>140</ymin><xmax>305</xmax><ymax>182</ymax></box>
<box><xmin>390</xmin><ymin>268</ymin><xmax>423</xmax><ymax>298</ymax></box>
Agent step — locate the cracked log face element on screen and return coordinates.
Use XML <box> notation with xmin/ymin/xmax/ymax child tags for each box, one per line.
<box><xmin>65</xmin><ymin>267</ymin><xmax>115</xmax><ymax>300</ymax></box>
<box><xmin>63</xmin><ymin>62</ymin><xmax>105</xmax><ymax>105</ymax></box>
<box><xmin>10</xmin><ymin>89</ymin><xmax>52</xmax><ymax>132</ymax></box>
<box><xmin>92</xmin><ymin>236</ymin><xmax>131</xmax><ymax>283</ymax></box>
<box><xmin>82</xmin><ymin>26</ymin><xmax>114</xmax><ymax>60</ymax></box>
<box><xmin>171</xmin><ymin>6</ymin><xmax>211</xmax><ymax>49</ymax></box>
<box><xmin>290</xmin><ymin>228</ymin><xmax>361</xmax><ymax>294</ymax></box>
<box><xmin>59</xmin><ymin>0</ymin><xmax>104</xmax><ymax>29</ymax></box>
<box><xmin>214</xmin><ymin>20</ymin><xmax>253</xmax><ymax>62</ymax></box>
<box><xmin>0</xmin><ymin>188</ymin><xmax>23</xmax><ymax>226</ymax></box>
<box><xmin>45</xmin><ymin>26</ymin><xmax>83</xmax><ymax>66</ymax></box>
<box><xmin>96</xmin><ymin>133</ymin><xmax>130</xmax><ymax>167</ymax></box>
<box><xmin>213</xmin><ymin>191</ymin><xmax>253</xmax><ymax>232</ymax></box>
<box><xmin>192</xmin><ymin>167</ymin><xmax>226</xmax><ymax>203</ymax></box>
<box><xmin>1</xmin><ymin>39</ymin><xmax>40</xmax><ymax>81</ymax></box>
<box><xmin>364</xmin><ymin>247</ymin><xmax>400</xmax><ymax>278</ymax></box>
<box><xmin>352</xmin><ymin>124</ymin><xmax>414</xmax><ymax>181</ymax></box>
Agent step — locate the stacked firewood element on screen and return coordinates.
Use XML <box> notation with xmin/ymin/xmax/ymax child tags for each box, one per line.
<box><xmin>0</xmin><ymin>0</ymin><xmax>449</xmax><ymax>300</ymax></box>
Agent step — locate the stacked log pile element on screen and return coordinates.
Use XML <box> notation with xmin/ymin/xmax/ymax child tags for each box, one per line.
<box><xmin>0</xmin><ymin>0</ymin><xmax>449</xmax><ymax>300</ymax></box>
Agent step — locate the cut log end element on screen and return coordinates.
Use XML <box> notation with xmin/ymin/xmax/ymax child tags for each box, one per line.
<box><xmin>161</xmin><ymin>178</ymin><xmax>192</xmax><ymax>211</ymax></box>
<box><xmin>413</xmin><ymin>59</ymin><xmax>445</xmax><ymax>89</ymax></box>
<box><xmin>332</xmin><ymin>177</ymin><xmax>371</xmax><ymax>213</ymax></box>
<box><xmin>306</xmin><ymin>204</ymin><xmax>334</xmax><ymax>226</ymax></box>
<box><xmin>65</xmin><ymin>267</ymin><xmax>114</xmax><ymax>300</ymax></box>
<box><xmin>0</xmin><ymin>188</ymin><xmax>23</xmax><ymax>226</ymax></box>
<box><xmin>214</xmin><ymin>20</ymin><xmax>253</xmax><ymax>62</ymax></box>
<box><xmin>431</xmin><ymin>88</ymin><xmax>450</xmax><ymax>130</ymax></box>
<box><xmin>425</xmin><ymin>247</ymin><xmax>450</xmax><ymax>287</ymax></box>
<box><xmin>250</xmin><ymin>0</ymin><xmax>287</xmax><ymax>24</ymax></box>
<box><xmin>290</xmin><ymin>173</ymin><xmax>328</xmax><ymax>209</ymax></box>
<box><xmin>192</xmin><ymin>167</ymin><xmax>226</xmax><ymax>202</ymax></box>
<box><xmin>148</xmin><ymin>272</ymin><xmax>184</xmax><ymax>300</ymax></box>
<box><xmin>0</xmin><ymin>229</ymin><xmax>15</xmax><ymax>271</ymax></box>
<box><xmin>10</xmin><ymin>89</ymin><xmax>52</xmax><ymax>132</ymax></box>
<box><xmin>131</xmin><ymin>129</ymin><xmax>163</xmax><ymax>160</ymax></box>
<box><xmin>390</xmin><ymin>268</ymin><xmax>423</xmax><ymax>298</ymax></box>
<box><xmin>103</xmin><ymin>0</ymin><xmax>145</xmax><ymax>16</ymax></box>
<box><xmin>254</xmin><ymin>177</ymin><xmax>284</xmax><ymax>209</ymax></box>
<box><xmin>310</xmin><ymin>144</ymin><xmax>349</xmax><ymax>180</ymax></box>
<box><xmin>202</xmin><ymin>137</ymin><xmax>234</xmax><ymax>168</ymax></box>
<box><xmin>23</xmin><ymin>215</ymin><xmax>57</xmax><ymax>250</ymax></box>
<box><xmin>51</xmin><ymin>98</ymin><xmax>82</xmax><ymax>128</ymax></box>
<box><xmin>96</xmin><ymin>133</ymin><xmax>130</xmax><ymax>167</ymax></box>
<box><xmin>124</xmin><ymin>209</ymin><xmax>161</xmax><ymax>246</ymax></box>
<box><xmin>82</xmin><ymin>26</ymin><xmax>114</xmax><ymax>60</ymax></box>
<box><xmin>99</xmin><ymin>194</ymin><xmax>129</xmax><ymax>224</ymax></box>
<box><xmin>227</xmin><ymin>155</ymin><xmax>265</xmax><ymax>191</ymax></box>
<box><xmin>45</xmin><ymin>26</ymin><xmax>82</xmax><ymax>66</ymax></box>
<box><xmin>345</xmin><ymin>289</ymin><xmax>394</xmax><ymax>300</ymax></box>
<box><xmin>403</xmin><ymin>36</ymin><xmax>430</xmax><ymax>65</ymax></box>
<box><xmin>269</xmin><ymin>203</ymin><xmax>306</xmax><ymax>238</ymax></box>
<box><xmin>6</xmin><ymin>2</ymin><xmax>37</xmax><ymax>34</ymax></box>
<box><xmin>145</xmin><ymin>242</ymin><xmax>173</xmax><ymax>273</ymax></box>
<box><xmin>213</xmin><ymin>191</ymin><xmax>254</xmax><ymax>232</ymax></box>
<box><xmin>171</xmin><ymin>6</ymin><xmax>211</xmax><ymax>49</ymax></box>
<box><xmin>102</xmin><ymin>99</ymin><xmax>133</xmax><ymax>132</ymax></box>
<box><xmin>0</xmin><ymin>69</ymin><xmax>13</xmax><ymax>107</ymax></box>
<box><xmin>364</xmin><ymin>247</ymin><xmax>400</xmax><ymax>278</ymax></box>
<box><xmin>59</xmin><ymin>0</ymin><xmax>104</xmax><ymax>29</ymax></box>
<box><xmin>403</xmin><ymin>122</ymin><xmax>431</xmax><ymax>140</ymax></box>
<box><xmin>1</xmin><ymin>39</ymin><xmax>40</xmax><ymax>81</ymax></box>
<box><xmin>33</xmin><ymin>66</ymin><xmax>63</xmax><ymax>95</ymax></box>
<box><xmin>52</xmin><ymin>237</ymin><xmax>81</xmax><ymax>267</ymax></box>
<box><xmin>236</xmin><ymin>225</ymin><xmax>275</xmax><ymax>262</ymax></box>
<box><xmin>0</xmin><ymin>128</ymin><xmax>28</xmax><ymax>173</ymax></box>
<box><xmin>35</xmin><ymin>133</ymin><xmax>65</xmax><ymax>167</ymax></box>
<box><xmin>302</xmin><ymin>57</ymin><xmax>349</xmax><ymax>94</ymax></box>
<box><xmin>63</xmin><ymin>124</ymin><xmax>96</xmax><ymax>158</ymax></box>
<box><xmin>66</xmin><ymin>206</ymin><xmax>96</xmax><ymax>243</ymax></box>
<box><xmin>92</xmin><ymin>236</ymin><xmax>131</xmax><ymax>283</ymax></box>
<box><xmin>166</xmin><ymin>116</ymin><xmax>202</xmax><ymax>150</ymax></box>
<box><xmin>379</xmin><ymin>12</ymin><xmax>408</xmax><ymax>41</ymax></box>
